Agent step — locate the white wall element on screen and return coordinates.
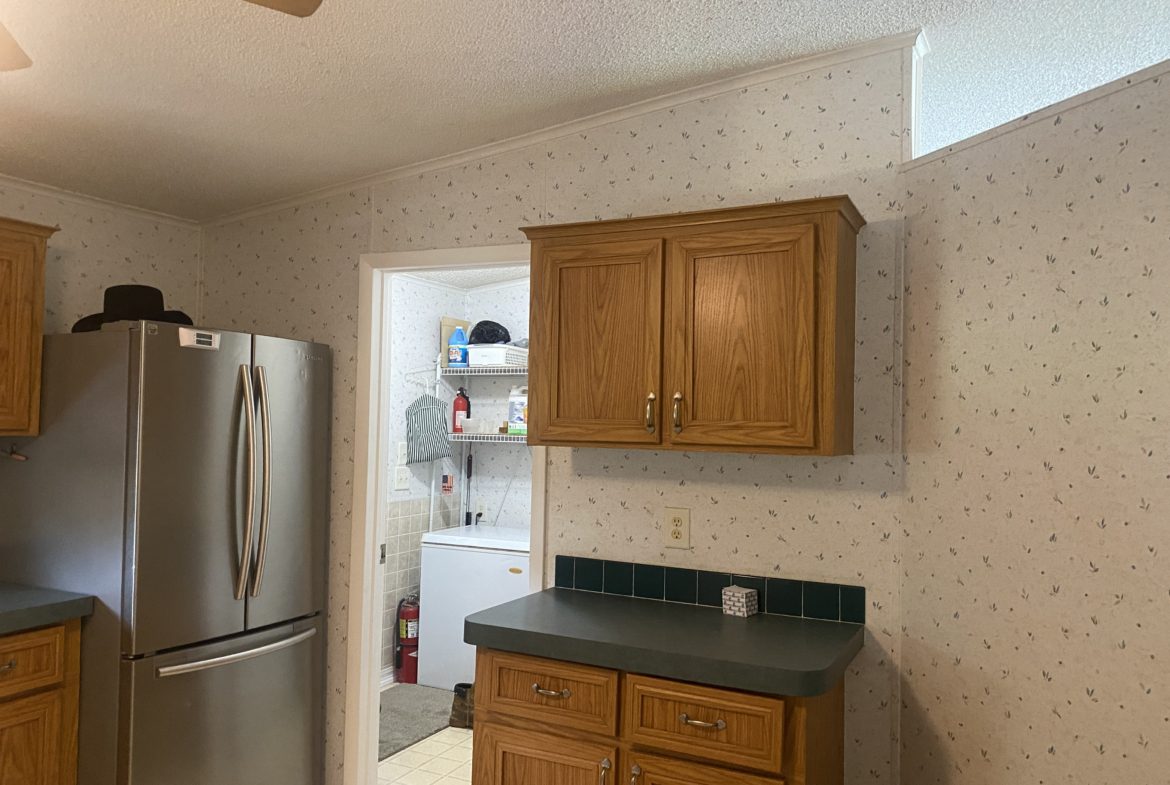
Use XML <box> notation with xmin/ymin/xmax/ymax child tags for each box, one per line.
<box><xmin>0</xmin><ymin>177</ymin><xmax>201</xmax><ymax>333</ymax></box>
<box><xmin>899</xmin><ymin>62</ymin><xmax>1170</xmax><ymax>784</ymax></box>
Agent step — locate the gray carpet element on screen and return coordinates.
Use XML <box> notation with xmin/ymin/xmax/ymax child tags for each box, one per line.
<box><xmin>379</xmin><ymin>684</ymin><xmax>453</xmax><ymax>760</ymax></box>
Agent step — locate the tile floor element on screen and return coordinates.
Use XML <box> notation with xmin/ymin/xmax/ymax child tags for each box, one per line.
<box><xmin>377</xmin><ymin>726</ymin><xmax>473</xmax><ymax>785</ymax></box>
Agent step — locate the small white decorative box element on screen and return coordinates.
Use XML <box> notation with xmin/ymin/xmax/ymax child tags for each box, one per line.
<box><xmin>722</xmin><ymin>585</ymin><xmax>759</xmax><ymax>617</ymax></box>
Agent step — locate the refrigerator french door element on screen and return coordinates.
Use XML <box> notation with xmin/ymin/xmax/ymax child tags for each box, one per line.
<box><xmin>127</xmin><ymin>323</ymin><xmax>330</xmax><ymax>649</ymax></box>
<box><xmin>0</xmin><ymin>322</ymin><xmax>332</xmax><ymax>785</ymax></box>
<box><xmin>120</xmin><ymin>322</ymin><xmax>331</xmax><ymax>785</ymax></box>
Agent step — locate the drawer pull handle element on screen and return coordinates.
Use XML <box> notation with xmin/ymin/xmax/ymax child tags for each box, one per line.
<box><xmin>532</xmin><ymin>683</ymin><xmax>572</xmax><ymax>699</ymax></box>
<box><xmin>600</xmin><ymin>757</ymin><xmax>612</xmax><ymax>785</ymax></box>
<box><xmin>672</xmin><ymin>392</ymin><xmax>683</xmax><ymax>433</ymax></box>
<box><xmin>645</xmin><ymin>392</ymin><xmax>656</xmax><ymax>433</ymax></box>
<box><xmin>630</xmin><ymin>764</ymin><xmax>642</xmax><ymax>785</ymax></box>
<box><xmin>0</xmin><ymin>659</ymin><xmax>15</xmax><ymax>674</ymax></box>
<box><xmin>679</xmin><ymin>713</ymin><xmax>726</xmax><ymax>730</ymax></box>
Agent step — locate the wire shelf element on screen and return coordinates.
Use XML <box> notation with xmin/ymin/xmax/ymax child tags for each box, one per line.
<box><xmin>448</xmin><ymin>432</ymin><xmax>528</xmax><ymax>444</ymax></box>
<box><xmin>441</xmin><ymin>366</ymin><xmax>528</xmax><ymax>377</ymax></box>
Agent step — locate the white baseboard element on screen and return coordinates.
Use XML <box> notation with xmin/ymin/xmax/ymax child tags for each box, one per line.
<box><xmin>380</xmin><ymin>668</ymin><xmax>396</xmax><ymax>691</ymax></box>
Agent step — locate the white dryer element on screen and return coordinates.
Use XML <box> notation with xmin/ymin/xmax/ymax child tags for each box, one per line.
<box><xmin>417</xmin><ymin>526</ymin><xmax>531</xmax><ymax>691</ymax></box>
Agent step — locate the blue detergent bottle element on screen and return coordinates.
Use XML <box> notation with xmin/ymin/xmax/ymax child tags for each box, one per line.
<box><xmin>448</xmin><ymin>326</ymin><xmax>469</xmax><ymax>367</ymax></box>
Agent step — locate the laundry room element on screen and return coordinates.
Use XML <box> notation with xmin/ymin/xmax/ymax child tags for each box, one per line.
<box><xmin>377</xmin><ymin>261</ymin><xmax>534</xmax><ymax>760</ymax></box>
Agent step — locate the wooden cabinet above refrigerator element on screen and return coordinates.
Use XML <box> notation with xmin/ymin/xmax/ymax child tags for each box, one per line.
<box><xmin>521</xmin><ymin>196</ymin><xmax>863</xmax><ymax>455</ymax></box>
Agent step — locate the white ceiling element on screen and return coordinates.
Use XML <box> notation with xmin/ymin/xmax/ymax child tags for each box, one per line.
<box><xmin>0</xmin><ymin>0</ymin><xmax>1165</xmax><ymax>221</ymax></box>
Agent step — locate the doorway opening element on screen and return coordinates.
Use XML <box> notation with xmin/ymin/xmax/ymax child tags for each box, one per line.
<box><xmin>347</xmin><ymin>244</ymin><xmax>545</xmax><ymax>785</ymax></box>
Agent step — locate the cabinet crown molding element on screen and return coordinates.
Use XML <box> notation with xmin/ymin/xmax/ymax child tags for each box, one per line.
<box><xmin>520</xmin><ymin>195</ymin><xmax>865</xmax><ymax>240</ymax></box>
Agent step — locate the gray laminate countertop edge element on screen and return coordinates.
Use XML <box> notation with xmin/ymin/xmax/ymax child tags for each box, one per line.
<box><xmin>0</xmin><ymin>582</ymin><xmax>95</xmax><ymax>636</ymax></box>
<box><xmin>465</xmin><ymin>588</ymin><xmax>864</xmax><ymax>697</ymax></box>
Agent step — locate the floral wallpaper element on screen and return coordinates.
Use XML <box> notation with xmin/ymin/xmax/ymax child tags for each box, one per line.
<box><xmin>899</xmin><ymin>71</ymin><xmax>1169</xmax><ymax>784</ymax></box>
<box><xmin>23</xmin><ymin>33</ymin><xmax>1160</xmax><ymax>785</ymax></box>
<box><xmin>200</xmin><ymin>191</ymin><xmax>371</xmax><ymax>784</ymax></box>
<box><xmin>0</xmin><ymin>182</ymin><xmax>201</xmax><ymax>333</ymax></box>
<box><xmin>370</xmin><ymin>47</ymin><xmax>911</xmax><ymax>784</ymax></box>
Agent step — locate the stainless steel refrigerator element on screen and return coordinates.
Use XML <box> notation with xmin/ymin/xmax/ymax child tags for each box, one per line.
<box><xmin>0</xmin><ymin>321</ymin><xmax>330</xmax><ymax>785</ymax></box>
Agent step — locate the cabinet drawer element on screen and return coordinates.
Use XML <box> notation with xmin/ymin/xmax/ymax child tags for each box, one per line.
<box><xmin>626</xmin><ymin>751</ymin><xmax>782</xmax><ymax>785</ymax></box>
<box><xmin>0</xmin><ymin>625</ymin><xmax>66</xmax><ymax>701</ymax></box>
<box><xmin>622</xmin><ymin>674</ymin><xmax>784</xmax><ymax>774</ymax></box>
<box><xmin>477</xmin><ymin>650</ymin><xmax>619</xmax><ymax>736</ymax></box>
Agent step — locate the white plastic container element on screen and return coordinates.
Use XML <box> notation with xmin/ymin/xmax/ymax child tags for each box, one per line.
<box><xmin>507</xmin><ymin>386</ymin><xmax>528</xmax><ymax>435</ymax></box>
<box><xmin>468</xmin><ymin>344</ymin><xmax>528</xmax><ymax>367</ymax></box>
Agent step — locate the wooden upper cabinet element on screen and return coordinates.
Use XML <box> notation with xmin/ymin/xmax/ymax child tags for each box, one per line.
<box><xmin>528</xmin><ymin>237</ymin><xmax>663</xmax><ymax>446</ymax></box>
<box><xmin>523</xmin><ymin>197</ymin><xmax>862</xmax><ymax>455</ymax></box>
<box><xmin>0</xmin><ymin>217</ymin><xmax>57</xmax><ymax>437</ymax></box>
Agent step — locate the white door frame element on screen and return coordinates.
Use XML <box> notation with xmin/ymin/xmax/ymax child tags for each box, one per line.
<box><xmin>344</xmin><ymin>243</ymin><xmax>545</xmax><ymax>785</ymax></box>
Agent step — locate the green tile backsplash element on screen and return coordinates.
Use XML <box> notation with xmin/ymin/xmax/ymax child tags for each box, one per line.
<box><xmin>554</xmin><ymin>555</ymin><xmax>865</xmax><ymax>624</ymax></box>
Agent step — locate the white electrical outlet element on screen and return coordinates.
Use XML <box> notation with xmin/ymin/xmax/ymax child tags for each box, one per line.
<box><xmin>394</xmin><ymin>466</ymin><xmax>411</xmax><ymax>491</ymax></box>
<box><xmin>475</xmin><ymin>500</ymin><xmax>487</xmax><ymax>522</ymax></box>
<box><xmin>664</xmin><ymin>506</ymin><xmax>691</xmax><ymax>549</ymax></box>
<box><xmin>396</xmin><ymin>441</ymin><xmax>408</xmax><ymax>465</ymax></box>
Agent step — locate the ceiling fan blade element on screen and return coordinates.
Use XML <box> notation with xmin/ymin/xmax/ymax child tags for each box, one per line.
<box><xmin>243</xmin><ymin>0</ymin><xmax>324</xmax><ymax>17</ymax></box>
<box><xmin>0</xmin><ymin>21</ymin><xmax>32</xmax><ymax>71</ymax></box>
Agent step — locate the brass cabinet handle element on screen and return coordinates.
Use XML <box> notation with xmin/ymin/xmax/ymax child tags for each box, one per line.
<box><xmin>645</xmin><ymin>392</ymin><xmax>657</xmax><ymax>433</ymax></box>
<box><xmin>600</xmin><ymin>758</ymin><xmax>612</xmax><ymax>785</ymax></box>
<box><xmin>0</xmin><ymin>659</ymin><xmax>16</xmax><ymax>674</ymax></box>
<box><xmin>679</xmin><ymin>713</ymin><xmax>726</xmax><ymax>730</ymax></box>
<box><xmin>672</xmin><ymin>392</ymin><xmax>683</xmax><ymax>433</ymax></box>
<box><xmin>532</xmin><ymin>683</ymin><xmax>572</xmax><ymax>699</ymax></box>
<box><xmin>630</xmin><ymin>764</ymin><xmax>642</xmax><ymax>785</ymax></box>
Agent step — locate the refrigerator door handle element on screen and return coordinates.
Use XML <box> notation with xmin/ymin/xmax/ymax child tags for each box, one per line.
<box><xmin>250</xmin><ymin>365</ymin><xmax>273</xmax><ymax>597</ymax></box>
<box><xmin>235</xmin><ymin>364</ymin><xmax>257</xmax><ymax>601</ymax></box>
<box><xmin>155</xmin><ymin>627</ymin><xmax>317</xmax><ymax>678</ymax></box>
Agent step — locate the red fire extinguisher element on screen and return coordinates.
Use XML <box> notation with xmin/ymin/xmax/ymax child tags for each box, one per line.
<box><xmin>396</xmin><ymin>595</ymin><xmax>420</xmax><ymax>684</ymax></box>
<box><xmin>452</xmin><ymin>387</ymin><xmax>470</xmax><ymax>433</ymax></box>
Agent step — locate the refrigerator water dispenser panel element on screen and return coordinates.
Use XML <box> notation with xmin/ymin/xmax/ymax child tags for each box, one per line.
<box><xmin>178</xmin><ymin>327</ymin><xmax>222</xmax><ymax>350</ymax></box>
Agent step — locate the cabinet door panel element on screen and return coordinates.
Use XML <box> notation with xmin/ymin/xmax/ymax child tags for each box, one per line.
<box><xmin>474</xmin><ymin>722</ymin><xmax>616</xmax><ymax>785</ymax></box>
<box><xmin>0</xmin><ymin>230</ymin><xmax>41</xmax><ymax>434</ymax></box>
<box><xmin>531</xmin><ymin>238</ymin><xmax>663</xmax><ymax>445</ymax></box>
<box><xmin>0</xmin><ymin>689</ymin><xmax>62</xmax><ymax>785</ymax></box>
<box><xmin>666</xmin><ymin>225</ymin><xmax>817</xmax><ymax>448</ymax></box>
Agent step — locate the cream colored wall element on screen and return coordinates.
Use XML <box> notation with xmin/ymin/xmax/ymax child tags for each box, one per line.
<box><xmin>0</xmin><ymin>179</ymin><xmax>201</xmax><ymax>333</ymax></box>
<box><xmin>194</xmin><ymin>45</ymin><xmax>912</xmax><ymax>785</ymax></box>
<box><xmin>200</xmin><ymin>190</ymin><xmax>372</xmax><ymax>784</ymax></box>
<box><xmin>899</xmin><ymin>67</ymin><xmax>1170</xmax><ymax>784</ymax></box>
<box><xmin>369</xmin><ymin>48</ymin><xmax>911</xmax><ymax>783</ymax></box>
<box><xmin>16</xmin><ymin>36</ymin><xmax>1166</xmax><ymax>785</ymax></box>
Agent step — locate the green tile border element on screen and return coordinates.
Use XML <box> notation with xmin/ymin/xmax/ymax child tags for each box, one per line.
<box><xmin>553</xmin><ymin>554</ymin><xmax>865</xmax><ymax>624</ymax></box>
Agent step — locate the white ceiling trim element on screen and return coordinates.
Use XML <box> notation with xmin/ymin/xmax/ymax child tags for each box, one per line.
<box><xmin>0</xmin><ymin>172</ymin><xmax>198</xmax><ymax>227</ymax></box>
<box><xmin>903</xmin><ymin>53</ymin><xmax>1170</xmax><ymax>171</ymax></box>
<box><xmin>208</xmin><ymin>29</ymin><xmax>925</xmax><ymax>226</ymax></box>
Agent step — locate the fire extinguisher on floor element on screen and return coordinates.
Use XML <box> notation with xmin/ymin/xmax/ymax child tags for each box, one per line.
<box><xmin>395</xmin><ymin>595</ymin><xmax>420</xmax><ymax>684</ymax></box>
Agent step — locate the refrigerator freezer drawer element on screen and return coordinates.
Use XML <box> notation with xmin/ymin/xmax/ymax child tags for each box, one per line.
<box><xmin>121</xmin><ymin>617</ymin><xmax>323</xmax><ymax>785</ymax></box>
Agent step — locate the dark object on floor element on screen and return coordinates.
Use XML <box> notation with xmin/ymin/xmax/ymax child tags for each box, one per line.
<box><xmin>72</xmin><ymin>285</ymin><xmax>193</xmax><ymax>332</ymax></box>
<box><xmin>379</xmin><ymin>684</ymin><xmax>452</xmax><ymax>760</ymax></box>
<box><xmin>468</xmin><ymin>320</ymin><xmax>510</xmax><ymax>344</ymax></box>
<box><xmin>449</xmin><ymin>682</ymin><xmax>474</xmax><ymax>729</ymax></box>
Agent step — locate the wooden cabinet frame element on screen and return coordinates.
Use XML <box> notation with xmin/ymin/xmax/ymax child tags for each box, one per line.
<box><xmin>523</xmin><ymin>197</ymin><xmax>862</xmax><ymax>455</ymax></box>
<box><xmin>0</xmin><ymin>217</ymin><xmax>57</xmax><ymax>437</ymax></box>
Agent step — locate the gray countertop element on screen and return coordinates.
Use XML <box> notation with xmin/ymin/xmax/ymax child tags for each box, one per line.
<box><xmin>0</xmin><ymin>582</ymin><xmax>94</xmax><ymax>636</ymax></box>
<box><xmin>464</xmin><ymin>588</ymin><xmax>864</xmax><ymax>697</ymax></box>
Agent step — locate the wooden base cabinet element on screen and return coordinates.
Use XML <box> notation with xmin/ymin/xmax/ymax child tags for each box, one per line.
<box><xmin>522</xmin><ymin>197</ymin><xmax>863</xmax><ymax>455</ymax></box>
<box><xmin>0</xmin><ymin>621</ymin><xmax>81</xmax><ymax>785</ymax></box>
<box><xmin>0</xmin><ymin>216</ymin><xmax>57</xmax><ymax>437</ymax></box>
<box><xmin>474</xmin><ymin>723</ymin><xmax>617</xmax><ymax>785</ymax></box>
<box><xmin>473</xmin><ymin>648</ymin><xmax>844</xmax><ymax>785</ymax></box>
